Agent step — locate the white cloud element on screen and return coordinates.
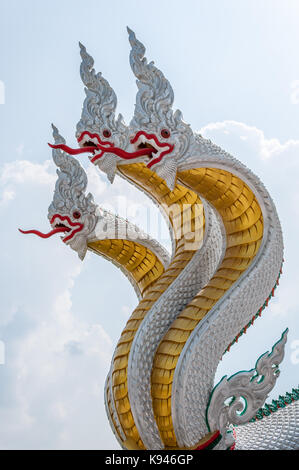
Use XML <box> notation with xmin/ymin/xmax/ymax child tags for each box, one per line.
<box><xmin>85</xmin><ymin>164</ymin><xmax>108</xmax><ymax>199</ymax></box>
<box><xmin>0</xmin><ymin>159</ymin><xmax>56</xmax><ymax>214</ymax></box>
<box><xmin>0</xmin><ymin>156</ymin><xmax>119</xmax><ymax>449</ymax></box>
<box><xmin>0</xmin><ymin>189</ymin><xmax>15</xmax><ymax>206</ymax></box>
<box><xmin>200</xmin><ymin>120</ymin><xmax>299</xmax><ymax>160</ymax></box>
<box><xmin>0</xmin><ymin>258</ymin><xmax>116</xmax><ymax>449</ymax></box>
<box><xmin>0</xmin><ymin>160</ymin><xmax>56</xmax><ymax>186</ymax></box>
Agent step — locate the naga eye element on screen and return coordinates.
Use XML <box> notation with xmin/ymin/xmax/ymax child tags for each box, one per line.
<box><xmin>73</xmin><ymin>211</ymin><xmax>81</xmax><ymax>219</ymax></box>
<box><xmin>161</xmin><ymin>129</ymin><xmax>171</xmax><ymax>138</ymax></box>
<box><xmin>103</xmin><ymin>129</ymin><xmax>112</xmax><ymax>138</ymax></box>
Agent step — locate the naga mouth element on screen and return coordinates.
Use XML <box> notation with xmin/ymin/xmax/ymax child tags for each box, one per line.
<box><xmin>48</xmin><ymin>131</ymin><xmax>172</xmax><ymax>168</ymax></box>
<box><xmin>130</xmin><ymin>131</ymin><xmax>174</xmax><ymax>168</ymax></box>
<box><xmin>78</xmin><ymin>131</ymin><xmax>114</xmax><ymax>151</ymax></box>
<box><xmin>136</xmin><ymin>142</ymin><xmax>158</xmax><ymax>159</ymax></box>
<box><xmin>19</xmin><ymin>215</ymin><xmax>83</xmax><ymax>243</ymax></box>
<box><xmin>48</xmin><ymin>141</ymin><xmax>155</xmax><ymax>162</ymax></box>
<box><xmin>83</xmin><ymin>141</ymin><xmax>97</xmax><ymax>148</ymax></box>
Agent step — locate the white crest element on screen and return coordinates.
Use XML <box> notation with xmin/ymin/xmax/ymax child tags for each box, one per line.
<box><xmin>128</xmin><ymin>27</ymin><xmax>181</xmax><ymax>130</ymax></box>
<box><xmin>49</xmin><ymin>124</ymin><xmax>98</xmax><ymax>260</ymax></box>
<box><xmin>76</xmin><ymin>43</ymin><xmax>126</xmax><ymax>137</ymax></box>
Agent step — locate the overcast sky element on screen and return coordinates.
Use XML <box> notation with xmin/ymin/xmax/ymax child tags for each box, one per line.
<box><xmin>0</xmin><ymin>0</ymin><xmax>299</xmax><ymax>449</ymax></box>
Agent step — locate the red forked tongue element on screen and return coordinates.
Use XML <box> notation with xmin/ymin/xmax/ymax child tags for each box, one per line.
<box><xmin>18</xmin><ymin>227</ymin><xmax>70</xmax><ymax>239</ymax></box>
<box><xmin>48</xmin><ymin>143</ymin><xmax>155</xmax><ymax>160</ymax></box>
<box><xmin>48</xmin><ymin>143</ymin><xmax>97</xmax><ymax>155</ymax></box>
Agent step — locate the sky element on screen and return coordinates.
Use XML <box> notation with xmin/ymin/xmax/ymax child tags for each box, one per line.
<box><xmin>0</xmin><ymin>0</ymin><xmax>299</xmax><ymax>450</ymax></box>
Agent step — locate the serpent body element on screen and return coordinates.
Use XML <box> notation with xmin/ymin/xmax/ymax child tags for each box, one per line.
<box><xmin>38</xmin><ymin>30</ymin><xmax>298</xmax><ymax>450</ymax></box>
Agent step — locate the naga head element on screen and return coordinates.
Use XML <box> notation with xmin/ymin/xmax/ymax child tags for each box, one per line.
<box><xmin>20</xmin><ymin>125</ymin><xmax>98</xmax><ymax>260</ymax></box>
<box><xmin>124</xmin><ymin>28</ymin><xmax>195</xmax><ymax>190</ymax></box>
<box><xmin>49</xmin><ymin>32</ymin><xmax>196</xmax><ymax>191</ymax></box>
<box><xmin>74</xmin><ymin>42</ymin><xmax>129</xmax><ymax>183</ymax></box>
<box><xmin>49</xmin><ymin>42</ymin><xmax>153</xmax><ymax>184</ymax></box>
<box><xmin>85</xmin><ymin>28</ymin><xmax>196</xmax><ymax>190</ymax></box>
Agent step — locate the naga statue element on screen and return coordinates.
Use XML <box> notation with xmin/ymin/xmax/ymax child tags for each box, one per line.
<box><xmin>20</xmin><ymin>29</ymin><xmax>299</xmax><ymax>451</ymax></box>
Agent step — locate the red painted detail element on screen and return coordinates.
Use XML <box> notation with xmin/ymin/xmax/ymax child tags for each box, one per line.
<box><xmin>103</xmin><ymin>129</ymin><xmax>112</xmax><ymax>138</ymax></box>
<box><xmin>130</xmin><ymin>131</ymin><xmax>174</xmax><ymax>168</ymax></box>
<box><xmin>73</xmin><ymin>211</ymin><xmax>81</xmax><ymax>219</ymax></box>
<box><xmin>49</xmin><ymin>142</ymin><xmax>154</xmax><ymax>162</ymax></box>
<box><xmin>49</xmin><ymin>214</ymin><xmax>83</xmax><ymax>243</ymax></box>
<box><xmin>130</xmin><ymin>130</ymin><xmax>171</xmax><ymax>147</ymax></box>
<box><xmin>77</xmin><ymin>131</ymin><xmax>114</xmax><ymax>147</ymax></box>
<box><xmin>90</xmin><ymin>145</ymin><xmax>154</xmax><ymax>163</ymax></box>
<box><xmin>230</xmin><ymin>428</ymin><xmax>237</xmax><ymax>450</ymax></box>
<box><xmin>195</xmin><ymin>430</ymin><xmax>220</xmax><ymax>450</ymax></box>
<box><xmin>51</xmin><ymin>130</ymin><xmax>174</xmax><ymax>169</ymax></box>
<box><xmin>224</xmin><ymin>264</ymin><xmax>284</xmax><ymax>357</ymax></box>
<box><xmin>48</xmin><ymin>143</ymin><xmax>97</xmax><ymax>155</ymax></box>
<box><xmin>147</xmin><ymin>146</ymin><xmax>174</xmax><ymax>169</ymax></box>
<box><xmin>20</xmin><ymin>214</ymin><xmax>83</xmax><ymax>244</ymax></box>
<box><xmin>19</xmin><ymin>227</ymin><xmax>69</xmax><ymax>239</ymax></box>
<box><xmin>161</xmin><ymin>128</ymin><xmax>171</xmax><ymax>138</ymax></box>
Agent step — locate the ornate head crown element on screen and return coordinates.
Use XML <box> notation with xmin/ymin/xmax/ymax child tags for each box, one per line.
<box><xmin>76</xmin><ymin>43</ymin><xmax>126</xmax><ymax>138</ymax></box>
<box><xmin>48</xmin><ymin>124</ymin><xmax>98</xmax><ymax>260</ymax></box>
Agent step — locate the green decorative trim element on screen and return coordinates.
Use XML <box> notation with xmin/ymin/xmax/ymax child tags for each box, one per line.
<box><xmin>222</xmin><ymin>263</ymin><xmax>283</xmax><ymax>356</ymax></box>
<box><xmin>204</xmin><ymin>432</ymin><xmax>222</xmax><ymax>450</ymax></box>
<box><xmin>250</xmin><ymin>387</ymin><xmax>299</xmax><ymax>422</ymax></box>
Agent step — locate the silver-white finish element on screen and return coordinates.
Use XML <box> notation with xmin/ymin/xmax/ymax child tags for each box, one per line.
<box><xmin>235</xmin><ymin>400</ymin><xmax>299</xmax><ymax>450</ymax></box>
<box><xmin>74</xmin><ymin>40</ymin><xmax>222</xmax><ymax>447</ymax></box>
<box><xmin>124</xmin><ymin>29</ymin><xmax>294</xmax><ymax>450</ymax></box>
<box><xmin>49</xmin><ymin>125</ymin><xmax>170</xmax><ymax>277</ymax></box>
<box><xmin>76</xmin><ymin>43</ymin><xmax>129</xmax><ymax>183</ymax></box>
<box><xmin>49</xmin><ymin>124</ymin><xmax>98</xmax><ymax>261</ymax></box>
<box><xmin>206</xmin><ymin>330</ymin><xmax>288</xmax><ymax>450</ymax></box>
<box><xmin>171</xmin><ymin>149</ymin><xmax>283</xmax><ymax>448</ymax></box>
<box><xmin>127</xmin><ymin>28</ymin><xmax>194</xmax><ymax>191</ymax></box>
<box><xmin>49</xmin><ymin>125</ymin><xmax>173</xmax><ymax>446</ymax></box>
<box><xmin>76</xmin><ymin>41</ymin><xmax>176</xmax><ymax>259</ymax></box>
<box><xmin>54</xmin><ymin>30</ymin><xmax>298</xmax><ymax>450</ymax></box>
<box><xmin>127</xmin><ymin>200</ymin><xmax>226</xmax><ymax>449</ymax></box>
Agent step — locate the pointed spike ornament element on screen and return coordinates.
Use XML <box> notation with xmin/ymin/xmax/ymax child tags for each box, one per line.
<box><xmin>127</xmin><ymin>27</ymin><xmax>177</xmax><ymax>129</ymax></box>
<box><xmin>76</xmin><ymin>42</ymin><xmax>119</xmax><ymax>137</ymax></box>
<box><xmin>48</xmin><ymin>124</ymin><xmax>98</xmax><ymax>260</ymax></box>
